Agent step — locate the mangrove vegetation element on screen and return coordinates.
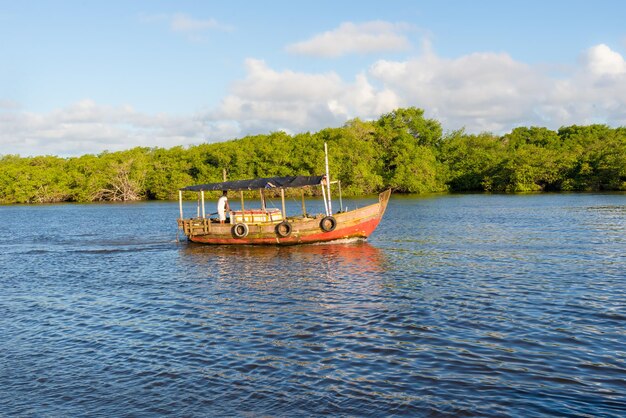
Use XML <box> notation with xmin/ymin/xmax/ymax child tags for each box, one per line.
<box><xmin>1</xmin><ymin>107</ymin><xmax>625</xmax><ymax>204</ymax></box>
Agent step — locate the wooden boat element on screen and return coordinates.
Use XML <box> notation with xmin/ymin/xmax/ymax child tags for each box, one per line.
<box><xmin>177</xmin><ymin>145</ymin><xmax>391</xmax><ymax>245</ymax></box>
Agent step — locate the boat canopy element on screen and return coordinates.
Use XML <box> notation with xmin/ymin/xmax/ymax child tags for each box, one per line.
<box><xmin>180</xmin><ymin>175</ymin><xmax>325</xmax><ymax>192</ymax></box>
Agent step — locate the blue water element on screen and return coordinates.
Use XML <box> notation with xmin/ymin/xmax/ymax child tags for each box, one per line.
<box><xmin>1</xmin><ymin>193</ymin><xmax>625</xmax><ymax>416</ymax></box>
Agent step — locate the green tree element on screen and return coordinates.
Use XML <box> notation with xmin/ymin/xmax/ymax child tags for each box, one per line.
<box><xmin>375</xmin><ymin>108</ymin><xmax>446</xmax><ymax>192</ymax></box>
<box><xmin>441</xmin><ymin>131</ymin><xmax>505</xmax><ymax>191</ymax></box>
<box><xmin>145</xmin><ymin>147</ymin><xmax>194</xmax><ymax>200</ymax></box>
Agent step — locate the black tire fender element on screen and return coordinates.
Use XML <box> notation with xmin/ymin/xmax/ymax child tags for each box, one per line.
<box><xmin>320</xmin><ymin>216</ymin><xmax>337</xmax><ymax>232</ymax></box>
<box><xmin>275</xmin><ymin>221</ymin><xmax>292</xmax><ymax>238</ymax></box>
<box><xmin>232</xmin><ymin>223</ymin><xmax>249</xmax><ymax>238</ymax></box>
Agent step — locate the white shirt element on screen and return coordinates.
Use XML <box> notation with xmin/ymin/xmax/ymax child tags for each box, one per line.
<box><xmin>217</xmin><ymin>195</ymin><xmax>228</xmax><ymax>220</ymax></box>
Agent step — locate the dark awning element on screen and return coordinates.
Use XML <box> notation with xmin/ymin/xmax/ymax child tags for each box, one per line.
<box><xmin>180</xmin><ymin>175</ymin><xmax>325</xmax><ymax>192</ymax></box>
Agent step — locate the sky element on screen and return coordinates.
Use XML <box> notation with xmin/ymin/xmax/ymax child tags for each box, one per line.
<box><xmin>1</xmin><ymin>0</ymin><xmax>626</xmax><ymax>157</ymax></box>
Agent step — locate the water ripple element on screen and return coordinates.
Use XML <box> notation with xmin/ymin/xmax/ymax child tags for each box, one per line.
<box><xmin>1</xmin><ymin>195</ymin><xmax>625</xmax><ymax>416</ymax></box>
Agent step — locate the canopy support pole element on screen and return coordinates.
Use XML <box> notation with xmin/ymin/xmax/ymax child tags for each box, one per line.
<box><xmin>178</xmin><ymin>190</ymin><xmax>183</xmax><ymax>219</ymax></box>
<box><xmin>321</xmin><ymin>181</ymin><xmax>329</xmax><ymax>216</ymax></box>
<box><xmin>324</xmin><ymin>142</ymin><xmax>332</xmax><ymax>214</ymax></box>
<box><xmin>301</xmin><ymin>189</ymin><xmax>307</xmax><ymax>217</ymax></box>
<box><xmin>260</xmin><ymin>189</ymin><xmax>266</xmax><ymax>211</ymax></box>
<box><xmin>196</xmin><ymin>194</ymin><xmax>200</xmax><ymax>218</ymax></box>
<box><xmin>338</xmin><ymin>180</ymin><xmax>343</xmax><ymax>212</ymax></box>
<box><xmin>201</xmin><ymin>191</ymin><xmax>205</xmax><ymax>218</ymax></box>
<box><xmin>280</xmin><ymin>188</ymin><xmax>287</xmax><ymax>219</ymax></box>
<box><xmin>240</xmin><ymin>191</ymin><xmax>245</xmax><ymax>222</ymax></box>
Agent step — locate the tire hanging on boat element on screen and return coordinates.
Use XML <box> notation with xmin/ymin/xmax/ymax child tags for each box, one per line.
<box><xmin>320</xmin><ymin>216</ymin><xmax>337</xmax><ymax>232</ymax></box>
<box><xmin>275</xmin><ymin>221</ymin><xmax>292</xmax><ymax>238</ymax></box>
<box><xmin>232</xmin><ymin>223</ymin><xmax>249</xmax><ymax>238</ymax></box>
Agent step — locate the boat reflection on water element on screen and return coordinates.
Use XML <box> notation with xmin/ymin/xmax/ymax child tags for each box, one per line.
<box><xmin>179</xmin><ymin>238</ymin><xmax>387</xmax><ymax>281</ymax></box>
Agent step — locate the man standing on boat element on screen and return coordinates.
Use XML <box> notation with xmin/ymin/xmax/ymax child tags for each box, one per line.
<box><xmin>217</xmin><ymin>191</ymin><xmax>230</xmax><ymax>223</ymax></box>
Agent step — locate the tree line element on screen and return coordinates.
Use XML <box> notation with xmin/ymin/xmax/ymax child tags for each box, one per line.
<box><xmin>1</xmin><ymin>107</ymin><xmax>625</xmax><ymax>204</ymax></box>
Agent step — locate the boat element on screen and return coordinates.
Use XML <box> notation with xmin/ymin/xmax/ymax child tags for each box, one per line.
<box><xmin>176</xmin><ymin>144</ymin><xmax>391</xmax><ymax>245</ymax></box>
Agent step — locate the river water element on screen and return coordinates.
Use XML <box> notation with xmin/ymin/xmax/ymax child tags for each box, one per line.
<box><xmin>1</xmin><ymin>193</ymin><xmax>625</xmax><ymax>417</ymax></box>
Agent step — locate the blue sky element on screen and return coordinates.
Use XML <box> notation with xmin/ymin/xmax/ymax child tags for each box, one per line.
<box><xmin>1</xmin><ymin>0</ymin><xmax>626</xmax><ymax>156</ymax></box>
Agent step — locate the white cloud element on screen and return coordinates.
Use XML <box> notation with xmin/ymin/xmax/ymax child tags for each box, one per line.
<box><xmin>140</xmin><ymin>12</ymin><xmax>233</xmax><ymax>41</ymax></box>
<box><xmin>286</xmin><ymin>21</ymin><xmax>412</xmax><ymax>57</ymax></box>
<box><xmin>215</xmin><ymin>42</ymin><xmax>626</xmax><ymax>136</ymax></box>
<box><xmin>369</xmin><ymin>51</ymin><xmax>550</xmax><ymax>132</ymax></box>
<box><xmin>537</xmin><ymin>45</ymin><xmax>626</xmax><ymax>126</ymax></box>
<box><xmin>170</xmin><ymin>13</ymin><xmax>232</xmax><ymax>33</ymax></box>
<box><xmin>368</xmin><ymin>43</ymin><xmax>626</xmax><ymax>131</ymax></box>
<box><xmin>582</xmin><ymin>44</ymin><xmax>626</xmax><ymax>76</ymax></box>
<box><xmin>207</xmin><ymin>59</ymin><xmax>399</xmax><ymax>134</ymax></box>
<box><xmin>231</xmin><ymin>59</ymin><xmax>344</xmax><ymax>101</ymax></box>
<box><xmin>0</xmin><ymin>100</ymin><xmax>19</xmax><ymax>110</ymax></box>
<box><xmin>0</xmin><ymin>100</ymin><xmax>237</xmax><ymax>157</ymax></box>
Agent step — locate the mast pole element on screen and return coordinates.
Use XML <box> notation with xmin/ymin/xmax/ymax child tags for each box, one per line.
<box><xmin>324</xmin><ymin>142</ymin><xmax>332</xmax><ymax>214</ymax></box>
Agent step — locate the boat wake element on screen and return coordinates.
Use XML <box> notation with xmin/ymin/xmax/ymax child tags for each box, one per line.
<box><xmin>310</xmin><ymin>237</ymin><xmax>367</xmax><ymax>245</ymax></box>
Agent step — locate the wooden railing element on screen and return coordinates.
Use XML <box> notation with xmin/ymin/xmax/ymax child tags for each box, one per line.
<box><xmin>178</xmin><ymin>218</ymin><xmax>212</xmax><ymax>236</ymax></box>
